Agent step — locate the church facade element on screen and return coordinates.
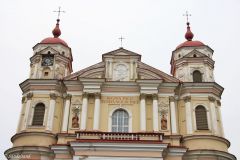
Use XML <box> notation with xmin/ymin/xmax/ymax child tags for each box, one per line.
<box><xmin>5</xmin><ymin>19</ymin><xmax>236</xmax><ymax>160</ymax></box>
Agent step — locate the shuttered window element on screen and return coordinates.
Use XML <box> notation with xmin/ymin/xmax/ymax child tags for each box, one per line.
<box><xmin>195</xmin><ymin>105</ymin><xmax>208</xmax><ymax>130</ymax></box>
<box><xmin>112</xmin><ymin>109</ymin><xmax>129</xmax><ymax>132</ymax></box>
<box><xmin>193</xmin><ymin>70</ymin><xmax>202</xmax><ymax>82</ymax></box>
<box><xmin>32</xmin><ymin>103</ymin><xmax>45</xmax><ymax>126</ymax></box>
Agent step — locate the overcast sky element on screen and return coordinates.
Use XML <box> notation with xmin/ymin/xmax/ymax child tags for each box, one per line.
<box><xmin>0</xmin><ymin>0</ymin><xmax>239</xmax><ymax>159</ymax></box>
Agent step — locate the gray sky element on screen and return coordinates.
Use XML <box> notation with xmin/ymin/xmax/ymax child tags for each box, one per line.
<box><xmin>1</xmin><ymin>0</ymin><xmax>239</xmax><ymax>159</ymax></box>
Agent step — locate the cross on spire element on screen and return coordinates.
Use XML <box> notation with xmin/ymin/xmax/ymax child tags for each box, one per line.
<box><xmin>119</xmin><ymin>36</ymin><xmax>125</xmax><ymax>48</ymax></box>
<box><xmin>53</xmin><ymin>7</ymin><xmax>65</xmax><ymax>19</ymax></box>
<box><xmin>183</xmin><ymin>11</ymin><xmax>191</xmax><ymax>23</ymax></box>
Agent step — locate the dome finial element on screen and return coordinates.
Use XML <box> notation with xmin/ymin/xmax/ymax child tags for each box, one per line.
<box><xmin>52</xmin><ymin>7</ymin><xmax>65</xmax><ymax>38</ymax></box>
<box><xmin>52</xmin><ymin>19</ymin><xmax>61</xmax><ymax>38</ymax></box>
<box><xmin>183</xmin><ymin>11</ymin><xmax>194</xmax><ymax>41</ymax></box>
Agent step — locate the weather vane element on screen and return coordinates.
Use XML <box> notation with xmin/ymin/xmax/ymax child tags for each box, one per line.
<box><xmin>183</xmin><ymin>11</ymin><xmax>191</xmax><ymax>23</ymax></box>
<box><xmin>119</xmin><ymin>36</ymin><xmax>125</xmax><ymax>48</ymax></box>
<box><xmin>53</xmin><ymin>7</ymin><xmax>65</xmax><ymax>19</ymax></box>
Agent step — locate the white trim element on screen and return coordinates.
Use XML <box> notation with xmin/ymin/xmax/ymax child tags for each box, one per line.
<box><xmin>62</xmin><ymin>99</ymin><xmax>71</xmax><ymax>132</ymax></box>
<box><xmin>80</xmin><ymin>96</ymin><xmax>88</xmax><ymax>130</ymax></box>
<box><xmin>185</xmin><ymin>100</ymin><xmax>193</xmax><ymax>134</ymax></box>
<box><xmin>170</xmin><ymin>101</ymin><xmax>177</xmax><ymax>134</ymax></box>
<box><xmin>108</xmin><ymin>106</ymin><xmax>132</xmax><ymax>132</ymax></box>
<box><xmin>209</xmin><ymin>101</ymin><xmax>219</xmax><ymax>135</ymax></box>
<box><xmin>46</xmin><ymin>99</ymin><xmax>56</xmax><ymax>131</ymax></box>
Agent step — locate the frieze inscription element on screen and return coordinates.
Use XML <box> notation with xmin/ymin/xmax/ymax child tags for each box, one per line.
<box><xmin>101</xmin><ymin>97</ymin><xmax>138</xmax><ymax>104</ymax></box>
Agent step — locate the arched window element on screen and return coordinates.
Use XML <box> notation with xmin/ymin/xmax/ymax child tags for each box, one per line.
<box><xmin>112</xmin><ymin>109</ymin><xmax>129</xmax><ymax>132</ymax></box>
<box><xmin>195</xmin><ymin>105</ymin><xmax>208</xmax><ymax>130</ymax></box>
<box><xmin>32</xmin><ymin>103</ymin><xmax>45</xmax><ymax>126</ymax></box>
<box><xmin>193</xmin><ymin>70</ymin><xmax>202</xmax><ymax>82</ymax></box>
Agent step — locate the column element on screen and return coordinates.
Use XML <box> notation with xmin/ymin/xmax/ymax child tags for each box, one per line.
<box><xmin>209</xmin><ymin>96</ymin><xmax>218</xmax><ymax>135</ymax></box>
<box><xmin>217</xmin><ymin>100</ymin><xmax>225</xmax><ymax>136</ymax></box>
<box><xmin>80</xmin><ymin>92</ymin><xmax>88</xmax><ymax>130</ymax></box>
<box><xmin>184</xmin><ymin>96</ymin><xmax>193</xmax><ymax>134</ymax></box>
<box><xmin>22</xmin><ymin>93</ymin><xmax>33</xmax><ymax>130</ymax></box>
<box><xmin>61</xmin><ymin>94</ymin><xmax>72</xmax><ymax>132</ymax></box>
<box><xmin>46</xmin><ymin>93</ymin><xmax>57</xmax><ymax>131</ymax></box>
<box><xmin>93</xmin><ymin>93</ymin><xmax>101</xmax><ymax>130</ymax></box>
<box><xmin>17</xmin><ymin>97</ymin><xmax>26</xmax><ymax>132</ymax></box>
<box><xmin>170</xmin><ymin>96</ymin><xmax>177</xmax><ymax>134</ymax></box>
<box><xmin>152</xmin><ymin>94</ymin><xmax>159</xmax><ymax>132</ymax></box>
<box><xmin>140</xmin><ymin>93</ymin><xmax>146</xmax><ymax>131</ymax></box>
<box><xmin>109</xmin><ymin>60</ymin><xmax>112</xmax><ymax>78</ymax></box>
<box><xmin>130</xmin><ymin>60</ymin><xmax>133</xmax><ymax>79</ymax></box>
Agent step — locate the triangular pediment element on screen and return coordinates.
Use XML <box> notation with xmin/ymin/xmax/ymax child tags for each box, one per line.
<box><xmin>36</xmin><ymin>46</ymin><xmax>60</xmax><ymax>55</ymax></box>
<box><xmin>102</xmin><ymin>47</ymin><xmax>141</xmax><ymax>60</ymax></box>
<box><xmin>184</xmin><ymin>49</ymin><xmax>207</xmax><ymax>58</ymax></box>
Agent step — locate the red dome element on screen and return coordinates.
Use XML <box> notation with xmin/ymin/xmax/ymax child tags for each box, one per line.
<box><xmin>176</xmin><ymin>40</ymin><xmax>204</xmax><ymax>49</ymax></box>
<box><xmin>39</xmin><ymin>19</ymin><xmax>68</xmax><ymax>47</ymax></box>
<box><xmin>176</xmin><ymin>22</ymin><xmax>205</xmax><ymax>49</ymax></box>
<box><xmin>40</xmin><ymin>37</ymin><xmax>68</xmax><ymax>46</ymax></box>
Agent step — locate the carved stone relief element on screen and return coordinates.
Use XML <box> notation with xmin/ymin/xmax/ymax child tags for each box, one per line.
<box><xmin>113</xmin><ymin>63</ymin><xmax>129</xmax><ymax>81</ymax></box>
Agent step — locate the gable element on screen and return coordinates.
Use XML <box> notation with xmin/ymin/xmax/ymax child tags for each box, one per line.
<box><xmin>36</xmin><ymin>46</ymin><xmax>60</xmax><ymax>55</ymax></box>
<box><xmin>184</xmin><ymin>49</ymin><xmax>208</xmax><ymax>58</ymax></box>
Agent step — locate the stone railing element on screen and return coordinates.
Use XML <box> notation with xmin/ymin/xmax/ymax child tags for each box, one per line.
<box><xmin>75</xmin><ymin>131</ymin><xmax>163</xmax><ymax>142</ymax></box>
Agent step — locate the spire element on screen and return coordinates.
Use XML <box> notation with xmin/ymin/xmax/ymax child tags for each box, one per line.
<box><xmin>52</xmin><ymin>19</ymin><xmax>61</xmax><ymax>38</ymax></box>
<box><xmin>183</xmin><ymin>11</ymin><xmax>194</xmax><ymax>41</ymax></box>
<box><xmin>185</xmin><ymin>22</ymin><xmax>194</xmax><ymax>41</ymax></box>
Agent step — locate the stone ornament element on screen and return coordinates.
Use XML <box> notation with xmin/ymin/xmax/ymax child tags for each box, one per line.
<box><xmin>208</xmin><ymin>96</ymin><xmax>216</xmax><ymax>102</ymax></box>
<box><xmin>26</xmin><ymin>93</ymin><xmax>33</xmax><ymax>100</ymax></box>
<box><xmin>50</xmin><ymin>93</ymin><xmax>57</xmax><ymax>100</ymax></box>
<box><xmin>72</xmin><ymin>106</ymin><xmax>80</xmax><ymax>128</ymax></box>
<box><xmin>161</xmin><ymin>115</ymin><xmax>167</xmax><ymax>130</ymax></box>
<box><xmin>21</xmin><ymin>97</ymin><xmax>26</xmax><ymax>104</ymax></box>
<box><xmin>183</xmin><ymin>96</ymin><xmax>191</xmax><ymax>103</ymax></box>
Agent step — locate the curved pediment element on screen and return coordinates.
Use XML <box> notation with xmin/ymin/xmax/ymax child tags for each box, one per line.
<box><xmin>138</xmin><ymin>62</ymin><xmax>179</xmax><ymax>82</ymax></box>
<box><xmin>64</xmin><ymin>62</ymin><xmax>105</xmax><ymax>80</ymax></box>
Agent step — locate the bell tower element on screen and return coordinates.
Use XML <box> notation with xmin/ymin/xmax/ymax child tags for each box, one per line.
<box><xmin>30</xmin><ymin>19</ymin><xmax>72</xmax><ymax>79</ymax></box>
<box><xmin>170</xmin><ymin>22</ymin><xmax>215</xmax><ymax>82</ymax></box>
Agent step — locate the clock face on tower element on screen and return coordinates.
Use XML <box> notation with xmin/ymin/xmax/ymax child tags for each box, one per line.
<box><xmin>41</xmin><ymin>55</ymin><xmax>54</xmax><ymax>66</ymax></box>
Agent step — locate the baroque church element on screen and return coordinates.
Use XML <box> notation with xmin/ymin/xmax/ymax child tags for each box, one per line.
<box><xmin>4</xmin><ymin>16</ymin><xmax>236</xmax><ymax>160</ymax></box>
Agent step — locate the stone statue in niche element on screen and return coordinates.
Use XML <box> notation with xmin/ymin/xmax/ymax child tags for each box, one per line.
<box><xmin>72</xmin><ymin>105</ymin><xmax>80</xmax><ymax>128</ymax></box>
<box><xmin>161</xmin><ymin>114</ymin><xmax>167</xmax><ymax>130</ymax></box>
<box><xmin>72</xmin><ymin>113</ymin><xmax>79</xmax><ymax>128</ymax></box>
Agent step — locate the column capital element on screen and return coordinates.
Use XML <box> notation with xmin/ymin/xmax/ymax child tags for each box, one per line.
<box><xmin>94</xmin><ymin>92</ymin><xmax>101</xmax><ymax>99</ymax></box>
<box><xmin>183</xmin><ymin>96</ymin><xmax>191</xmax><ymax>103</ymax></box>
<box><xmin>152</xmin><ymin>94</ymin><xmax>158</xmax><ymax>100</ymax></box>
<box><xmin>217</xmin><ymin>100</ymin><xmax>221</xmax><ymax>106</ymax></box>
<box><xmin>50</xmin><ymin>93</ymin><xmax>57</xmax><ymax>100</ymax></box>
<box><xmin>140</xmin><ymin>93</ymin><xmax>146</xmax><ymax>99</ymax></box>
<box><xmin>169</xmin><ymin>96</ymin><xmax>175</xmax><ymax>102</ymax></box>
<box><xmin>208</xmin><ymin>96</ymin><xmax>216</xmax><ymax>102</ymax></box>
<box><xmin>82</xmin><ymin>92</ymin><xmax>88</xmax><ymax>98</ymax></box>
<box><xmin>26</xmin><ymin>93</ymin><xmax>33</xmax><ymax>100</ymax></box>
<box><xmin>65</xmin><ymin>94</ymin><xmax>72</xmax><ymax>100</ymax></box>
<box><xmin>21</xmin><ymin>97</ymin><xmax>26</xmax><ymax>103</ymax></box>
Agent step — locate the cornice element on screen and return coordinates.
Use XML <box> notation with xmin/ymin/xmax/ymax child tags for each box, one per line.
<box><xmin>11</xmin><ymin>132</ymin><xmax>56</xmax><ymax>143</ymax></box>
<box><xmin>182</xmin><ymin>135</ymin><xmax>230</xmax><ymax>148</ymax></box>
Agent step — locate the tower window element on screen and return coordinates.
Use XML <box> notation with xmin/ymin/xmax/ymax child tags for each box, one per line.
<box><xmin>44</xmin><ymin>72</ymin><xmax>49</xmax><ymax>76</ymax></box>
<box><xmin>112</xmin><ymin>109</ymin><xmax>129</xmax><ymax>132</ymax></box>
<box><xmin>193</xmin><ymin>70</ymin><xmax>202</xmax><ymax>82</ymax></box>
<box><xmin>195</xmin><ymin>105</ymin><xmax>208</xmax><ymax>130</ymax></box>
<box><xmin>193</xmin><ymin>54</ymin><xmax>197</xmax><ymax>57</ymax></box>
<box><xmin>32</xmin><ymin>103</ymin><xmax>45</xmax><ymax>126</ymax></box>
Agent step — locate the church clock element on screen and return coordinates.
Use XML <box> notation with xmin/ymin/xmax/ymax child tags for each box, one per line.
<box><xmin>41</xmin><ymin>55</ymin><xmax>54</xmax><ymax>66</ymax></box>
